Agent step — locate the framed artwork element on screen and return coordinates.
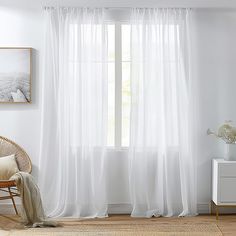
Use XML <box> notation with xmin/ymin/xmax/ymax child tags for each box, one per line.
<box><xmin>0</xmin><ymin>47</ymin><xmax>32</xmax><ymax>103</ymax></box>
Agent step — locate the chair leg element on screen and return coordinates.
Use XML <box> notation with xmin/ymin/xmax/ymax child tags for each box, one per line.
<box><xmin>8</xmin><ymin>187</ymin><xmax>18</xmax><ymax>215</ymax></box>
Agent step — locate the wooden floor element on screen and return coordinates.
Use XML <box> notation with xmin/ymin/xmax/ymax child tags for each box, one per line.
<box><xmin>1</xmin><ymin>214</ymin><xmax>236</xmax><ymax>235</ymax></box>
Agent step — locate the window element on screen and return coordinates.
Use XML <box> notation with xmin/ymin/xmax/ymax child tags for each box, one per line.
<box><xmin>107</xmin><ymin>23</ymin><xmax>131</xmax><ymax>148</ymax></box>
<box><xmin>68</xmin><ymin>21</ymin><xmax>179</xmax><ymax>148</ymax></box>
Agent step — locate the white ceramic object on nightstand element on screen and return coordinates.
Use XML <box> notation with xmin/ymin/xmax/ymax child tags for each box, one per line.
<box><xmin>225</xmin><ymin>143</ymin><xmax>236</xmax><ymax>161</ymax></box>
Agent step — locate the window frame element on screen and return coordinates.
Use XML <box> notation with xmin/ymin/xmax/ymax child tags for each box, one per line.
<box><xmin>106</xmin><ymin>20</ymin><xmax>131</xmax><ymax>150</ymax></box>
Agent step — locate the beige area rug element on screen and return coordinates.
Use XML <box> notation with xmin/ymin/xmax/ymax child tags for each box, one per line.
<box><xmin>0</xmin><ymin>216</ymin><xmax>222</xmax><ymax>236</ymax></box>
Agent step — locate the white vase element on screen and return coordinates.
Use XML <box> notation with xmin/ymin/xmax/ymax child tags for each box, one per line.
<box><xmin>225</xmin><ymin>143</ymin><xmax>236</xmax><ymax>161</ymax></box>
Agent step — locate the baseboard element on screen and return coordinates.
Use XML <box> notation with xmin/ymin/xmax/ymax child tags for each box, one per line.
<box><xmin>1</xmin><ymin>203</ymin><xmax>235</xmax><ymax>215</ymax></box>
<box><xmin>108</xmin><ymin>203</ymin><xmax>212</xmax><ymax>215</ymax></box>
<box><xmin>197</xmin><ymin>203</ymin><xmax>210</xmax><ymax>214</ymax></box>
<box><xmin>108</xmin><ymin>203</ymin><xmax>133</xmax><ymax>214</ymax></box>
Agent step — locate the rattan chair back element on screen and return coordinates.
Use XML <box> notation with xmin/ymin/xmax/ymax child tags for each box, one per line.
<box><xmin>0</xmin><ymin>136</ymin><xmax>32</xmax><ymax>173</ymax></box>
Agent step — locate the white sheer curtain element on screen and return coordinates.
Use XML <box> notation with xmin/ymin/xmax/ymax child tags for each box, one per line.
<box><xmin>39</xmin><ymin>8</ymin><xmax>108</xmax><ymax>218</ymax></box>
<box><xmin>129</xmin><ymin>8</ymin><xmax>197</xmax><ymax>217</ymax></box>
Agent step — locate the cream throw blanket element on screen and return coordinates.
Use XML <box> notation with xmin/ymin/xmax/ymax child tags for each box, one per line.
<box><xmin>10</xmin><ymin>172</ymin><xmax>57</xmax><ymax>227</ymax></box>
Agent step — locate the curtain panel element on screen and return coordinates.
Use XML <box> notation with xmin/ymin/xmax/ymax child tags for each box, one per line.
<box><xmin>39</xmin><ymin>8</ymin><xmax>109</xmax><ymax>218</ymax></box>
<box><xmin>129</xmin><ymin>8</ymin><xmax>197</xmax><ymax>217</ymax></box>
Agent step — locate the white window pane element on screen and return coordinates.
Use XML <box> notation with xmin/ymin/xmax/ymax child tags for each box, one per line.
<box><xmin>107</xmin><ymin>62</ymin><xmax>115</xmax><ymax>146</ymax></box>
<box><xmin>68</xmin><ymin>23</ymin><xmax>115</xmax><ymax>147</ymax></box>
<box><xmin>122</xmin><ymin>25</ymin><xmax>131</xmax><ymax>61</ymax></box>
<box><xmin>122</xmin><ymin>25</ymin><xmax>131</xmax><ymax>147</ymax></box>
<box><xmin>108</xmin><ymin>25</ymin><xmax>115</xmax><ymax>62</ymax></box>
<box><xmin>122</xmin><ymin>62</ymin><xmax>131</xmax><ymax>147</ymax></box>
<box><xmin>107</xmin><ymin>24</ymin><xmax>115</xmax><ymax>147</ymax></box>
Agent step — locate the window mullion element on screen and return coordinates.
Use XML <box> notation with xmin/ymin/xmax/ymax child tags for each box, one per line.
<box><xmin>115</xmin><ymin>23</ymin><xmax>122</xmax><ymax>148</ymax></box>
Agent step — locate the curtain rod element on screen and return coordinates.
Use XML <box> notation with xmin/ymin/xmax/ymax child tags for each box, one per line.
<box><xmin>43</xmin><ymin>6</ymin><xmax>191</xmax><ymax>10</ymax></box>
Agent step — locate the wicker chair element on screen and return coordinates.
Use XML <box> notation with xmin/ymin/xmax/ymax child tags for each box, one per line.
<box><xmin>0</xmin><ymin>136</ymin><xmax>32</xmax><ymax>215</ymax></box>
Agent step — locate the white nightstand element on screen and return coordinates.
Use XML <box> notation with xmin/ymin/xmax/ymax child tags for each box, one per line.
<box><xmin>212</xmin><ymin>159</ymin><xmax>236</xmax><ymax>219</ymax></box>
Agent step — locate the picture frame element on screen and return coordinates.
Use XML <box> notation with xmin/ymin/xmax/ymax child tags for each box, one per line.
<box><xmin>0</xmin><ymin>47</ymin><xmax>32</xmax><ymax>103</ymax></box>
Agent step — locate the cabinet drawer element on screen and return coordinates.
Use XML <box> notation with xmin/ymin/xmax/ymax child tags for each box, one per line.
<box><xmin>220</xmin><ymin>177</ymin><xmax>236</xmax><ymax>203</ymax></box>
<box><xmin>219</xmin><ymin>163</ymin><xmax>236</xmax><ymax>177</ymax></box>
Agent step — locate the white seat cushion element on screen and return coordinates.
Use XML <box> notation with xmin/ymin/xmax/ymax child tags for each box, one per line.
<box><xmin>0</xmin><ymin>154</ymin><xmax>19</xmax><ymax>180</ymax></box>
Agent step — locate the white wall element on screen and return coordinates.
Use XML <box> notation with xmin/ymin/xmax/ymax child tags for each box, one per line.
<box><xmin>0</xmin><ymin>6</ymin><xmax>44</xmax><ymax>176</ymax></box>
<box><xmin>1</xmin><ymin>2</ymin><xmax>236</xmax><ymax>213</ymax></box>
<box><xmin>191</xmin><ymin>9</ymin><xmax>236</xmax><ymax>205</ymax></box>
